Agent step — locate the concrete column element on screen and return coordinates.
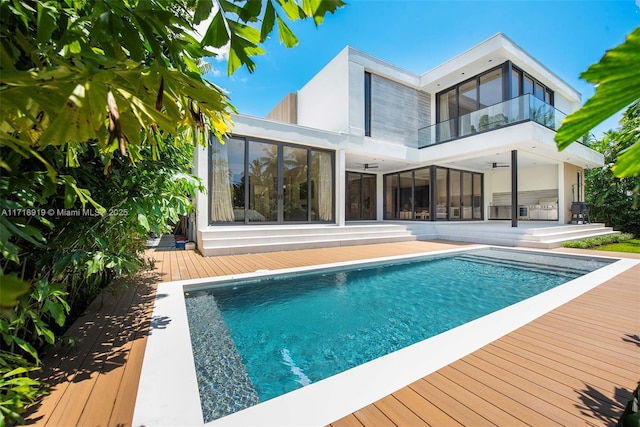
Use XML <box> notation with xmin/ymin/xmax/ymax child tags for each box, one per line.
<box><xmin>336</xmin><ymin>149</ymin><xmax>346</xmax><ymax>226</ymax></box>
<box><xmin>558</xmin><ymin>163</ymin><xmax>566</xmax><ymax>224</ymax></box>
<box><xmin>377</xmin><ymin>173</ymin><xmax>384</xmax><ymax>220</ymax></box>
<box><xmin>511</xmin><ymin>150</ymin><xmax>518</xmax><ymax>228</ymax></box>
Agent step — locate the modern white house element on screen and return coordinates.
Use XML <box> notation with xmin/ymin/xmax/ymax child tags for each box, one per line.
<box><xmin>191</xmin><ymin>33</ymin><xmax>613</xmax><ymax>255</ymax></box>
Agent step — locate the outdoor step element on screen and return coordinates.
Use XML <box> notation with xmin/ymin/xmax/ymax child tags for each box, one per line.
<box><xmin>521</xmin><ymin>227</ymin><xmax>615</xmax><ymax>242</ymax></box>
<box><xmin>199</xmin><ymin>224</ymin><xmax>410</xmax><ymax>239</ymax></box>
<box><xmin>201</xmin><ymin>230</ymin><xmax>414</xmax><ymax>247</ymax></box>
<box><xmin>201</xmin><ymin>234</ymin><xmax>416</xmax><ymax>256</ymax></box>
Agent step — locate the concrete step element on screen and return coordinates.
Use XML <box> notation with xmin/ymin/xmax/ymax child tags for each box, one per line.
<box><xmin>202</xmin><ymin>230</ymin><xmax>414</xmax><ymax>248</ymax></box>
<box><xmin>201</xmin><ymin>234</ymin><xmax>416</xmax><ymax>256</ymax></box>
<box><xmin>199</xmin><ymin>222</ymin><xmax>416</xmax><ymax>256</ymax></box>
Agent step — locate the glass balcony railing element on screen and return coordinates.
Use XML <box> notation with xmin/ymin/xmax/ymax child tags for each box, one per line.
<box><xmin>418</xmin><ymin>94</ymin><xmax>566</xmax><ymax>148</ymax></box>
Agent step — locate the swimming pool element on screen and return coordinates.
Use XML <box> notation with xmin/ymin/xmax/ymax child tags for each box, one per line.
<box><xmin>183</xmin><ymin>247</ymin><xmax>613</xmax><ymax>422</ymax></box>
<box><xmin>133</xmin><ymin>246</ymin><xmax>636</xmax><ymax>427</ymax></box>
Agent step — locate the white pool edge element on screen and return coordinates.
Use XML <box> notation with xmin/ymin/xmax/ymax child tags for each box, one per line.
<box><xmin>132</xmin><ymin>247</ymin><xmax>638</xmax><ymax>427</ymax></box>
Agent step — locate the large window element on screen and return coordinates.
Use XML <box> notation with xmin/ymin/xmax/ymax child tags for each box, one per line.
<box><xmin>510</xmin><ymin>65</ymin><xmax>553</xmax><ymax>105</ymax></box>
<box><xmin>384</xmin><ymin>166</ymin><xmax>482</xmax><ymax>221</ymax></box>
<box><xmin>210</xmin><ymin>136</ymin><xmax>334</xmax><ymax>224</ymax></box>
<box><xmin>435</xmin><ymin>61</ymin><xmax>554</xmax><ymax>139</ymax></box>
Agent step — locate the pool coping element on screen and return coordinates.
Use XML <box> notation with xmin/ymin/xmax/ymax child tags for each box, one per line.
<box><xmin>132</xmin><ymin>246</ymin><xmax>639</xmax><ymax>427</ymax></box>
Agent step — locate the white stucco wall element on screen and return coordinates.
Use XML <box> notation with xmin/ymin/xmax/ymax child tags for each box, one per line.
<box><xmin>297</xmin><ymin>48</ymin><xmax>350</xmax><ymax>133</ymax></box>
<box><xmin>488</xmin><ymin>165</ymin><xmax>558</xmax><ymax>193</ymax></box>
<box><xmin>553</xmin><ymin>92</ymin><xmax>579</xmax><ymax>115</ymax></box>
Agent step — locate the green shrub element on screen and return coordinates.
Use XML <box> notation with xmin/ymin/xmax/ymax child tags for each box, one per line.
<box><xmin>562</xmin><ymin>233</ymin><xmax>634</xmax><ymax>249</ymax></box>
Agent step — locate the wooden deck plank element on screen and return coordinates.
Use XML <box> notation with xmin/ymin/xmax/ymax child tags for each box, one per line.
<box><xmin>352</xmin><ymin>404</ymin><xmax>396</xmax><ymax>427</ymax></box>
<box><xmin>371</xmin><ymin>395</ymin><xmax>429</xmax><ymax>427</ymax></box>
<box><xmin>329</xmin><ymin>413</ymin><xmax>365</xmax><ymax>427</ymax></box>
<box><xmin>23</xmin><ymin>241</ymin><xmax>640</xmax><ymax>427</ymax></box>
<box><xmin>390</xmin><ymin>386</ymin><xmax>462</xmax><ymax>427</ymax></box>
<box><xmin>36</xmin><ymin>277</ymin><xmax>143</xmax><ymax>426</ymax></box>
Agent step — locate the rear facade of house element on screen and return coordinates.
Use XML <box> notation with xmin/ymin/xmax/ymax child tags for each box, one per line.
<box><xmin>191</xmin><ymin>33</ymin><xmax>605</xmax><ymax>255</ymax></box>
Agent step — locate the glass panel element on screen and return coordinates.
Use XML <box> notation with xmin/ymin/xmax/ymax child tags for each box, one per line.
<box><xmin>511</xmin><ymin>68</ymin><xmax>521</xmax><ymax>98</ymax></box>
<box><xmin>347</xmin><ymin>172</ymin><xmax>361</xmax><ymax>220</ymax></box>
<box><xmin>384</xmin><ymin>174</ymin><xmax>398</xmax><ymax>219</ymax></box>
<box><xmin>435</xmin><ymin>168</ymin><xmax>448</xmax><ymax>220</ymax></box>
<box><xmin>362</xmin><ymin>174</ymin><xmax>376</xmax><ymax>220</ymax></box>
<box><xmin>530</xmin><ymin>95</ymin><xmax>557</xmax><ymax>129</ymax></box>
<box><xmin>479</xmin><ymin>69</ymin><xmax>503</xmax><ymax>109</ymax></box>
<box><xmin>414</xmin><ymin>167</ymin><xmax>430</xmax><ymax>220</ymax></box>
<box><xmin>399</xmin><ymin>171</ymin><xmax>413</xmax><ymax>220</ymax></box>
<box><xmin>310</xmin><ymin>150</ymin><xmax>333</xmax><ymax>221</ymax></box>
<box><xmin>449</xmin><ymin>170</ymin><xmax>461</xmax><ymax>219</ymax></box>
<box><xmin>282</xmin><ymin>146</ymin><xmax>308</xmax><ymax>221</ymax></box>
<box><xmin>545</xmin><ymin>89</ymin><xmax>553</xmax><ymax>105</ymax></box>
<box><xmin>211</xmin><ymin>137</ymin><xmax>243</xmax><ymax>222</ymax></box>
<box><xmin>438</xmin><ymin>88</ymin><xmax>457</xmax><ymax>140</ymax></box>
<box><xmin>523</xmin><ymin>75</ymin><xmax>534</xmax><ymax>95</ymax></box>
<box><xmin>462</xmin><ymin>172</ymin><xmax>473</xmax><ymax>220</ymax></box>
<box><xmin>473</xmin><ymin>173</ymin><xmax>482</xmax><ymax>219</ymax></box>
<box><xmin>458</xmin><ymin>80</ymin><xmax>477</xmax><ymax>138</ymax></box>
<box><xmin>248</xmin><ymin>141</ymin><xmax>278</xmax><ymax>222</ymax></box>
<box><xmin>534</xmin><ymin>82</ymin><xmax>545</xmax><ymax>101</ymax></box>
<box><xmin>458</xmin><ymin>80</ymin><xmax>477</xmax><ymax>116</ymax></box>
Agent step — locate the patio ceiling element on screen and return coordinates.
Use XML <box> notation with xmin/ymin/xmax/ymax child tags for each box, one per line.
<box><xmin>345</xmin><ymin>149</ymin><xmax>564</xmax><ymax>174</ymax></box>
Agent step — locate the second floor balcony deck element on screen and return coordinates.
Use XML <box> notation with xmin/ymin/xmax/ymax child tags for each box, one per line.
<box><xmin>418</xmin><ymin>94</ymin><xmax>567</xmax><ymax>148</ymax></box>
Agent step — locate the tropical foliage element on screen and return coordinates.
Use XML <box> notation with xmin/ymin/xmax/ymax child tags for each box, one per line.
<box><xmin>0</xmin><ymin>0</ymin><xmax>344</xmax><ymax>424</ymax></box>
<box><xmin>583</xmin><ymin>103</ymin><xmax>640</xmax><ymax>237</ymax></box>
<box><xmin>555</xmin><ymin>26</ymin><xmax>640</xmax><ymax>178</ymax></box>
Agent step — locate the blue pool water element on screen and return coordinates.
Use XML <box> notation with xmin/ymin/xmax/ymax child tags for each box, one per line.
<box><xmin>184</xmin><ymin>248</ymin><xmax>612</xmax><ymax>421</ymax></box>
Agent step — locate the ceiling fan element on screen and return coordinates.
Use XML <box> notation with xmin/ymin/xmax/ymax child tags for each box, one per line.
<box><xmin>362</xmin><ymin>163</ymin><xmax>379</xmax><ymax>170</ymax></box>
<box><xmin>492</xmin><ymin>162</ymin><xmax>509</xmax><ymax>169</ymax></box>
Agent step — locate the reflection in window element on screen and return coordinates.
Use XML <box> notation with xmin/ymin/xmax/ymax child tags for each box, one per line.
<box><xmin>399</xmin><ymin>171</ymin><xmax>413</xmax><ymax>219</ymax></box>
<box><xmin>479</xmin><ymin>69</ymin><xmax>503</xmax><ymax>108</ymax></box>
<box><xmin>248</xmin><ymin>141</ymin><xmax>278</xmax><ymax>222</ymax></box>
<box><xmin>449</xmin><ymin>170</ymin><xmax>461</xmax><ymax>219</ymax></box>
<box><xmin>414</xmin><ymin>168</ymin><xmax>430</xmax><ymax>220</ymax></box>
<box><xmin>347</xmin><ymin>172</ymin><xmax>376</xmax><ymax>220</ymax></box>
<box><xmin>458</xmin><ymin>80</ymin><xmax>477</xmax><ymax>116</ymax></box>
<box><xmin>523</xmin><ymin>75</ymin><xmax>534</xmax><ymax>95</ymax></box>
<box><xmin>462</xmin><ymin>172</ymin><xmax>473</xmax><ymax>220</ymax></box>
<box><xmin>436</xmin><ymin>168</ymin><xmax>448</xmax><ymax>220</ymax></box>
<box><xmin>364</xmin><ymin>72</ymin><xmax>372</xmax><ymax>137</ymax></box>
<box><xmin>283</xmin><ymin>146</ymin><xmax>308</xmax><ymax>221</ymax></box>
<box><xmin>384</xmin><ymin>174</ymin><xmax>398</xmax><ymax>219</ymax></box>
<box><xmin>384</xmin><ymin>167</ymin><xmax>482</xmax><ymax>221</ymax></box>
<box><xmin>473</xmin><ymin>174</ymin><xmax>482</xmax><ymax>219</ymax></box>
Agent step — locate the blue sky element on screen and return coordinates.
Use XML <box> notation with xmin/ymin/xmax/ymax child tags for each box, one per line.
<box><xmin>205</xmin><ymin>0</ymin><xmax>640</xmax><ymax>137</ymax></box>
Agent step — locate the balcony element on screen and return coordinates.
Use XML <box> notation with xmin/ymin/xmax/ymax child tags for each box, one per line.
<box><xmin>418</xmin><ymin>94</ymin><xmax>566</xmax><ymax>148</ymax></box>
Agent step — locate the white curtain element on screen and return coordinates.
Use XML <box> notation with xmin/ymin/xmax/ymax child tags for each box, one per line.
<box><xmin>210</xmin><ymin>142</ymin><xmax>235</xmax><ymax>222</ymax></box>
<box><xmin>318</xmin><ymin>152</ymin><xmax>333</xmax><ymax>220</ymax></box>
<box><xmin>439</xmin><ymin>92</ymin><xmax>452</xmax><ymax>141</ymax></box>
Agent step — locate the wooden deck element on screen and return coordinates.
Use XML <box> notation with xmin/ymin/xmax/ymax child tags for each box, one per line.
<box><xmin>24</xmin><ymin>241</ymin><xmax>639</xmax><ymax>426</ymax></box>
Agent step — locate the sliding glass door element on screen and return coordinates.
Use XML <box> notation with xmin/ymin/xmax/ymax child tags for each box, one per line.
<box><xmin>346</xmin><ymin>172</ymin><xmax>376</xmax><ymax>220</ymax></box>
